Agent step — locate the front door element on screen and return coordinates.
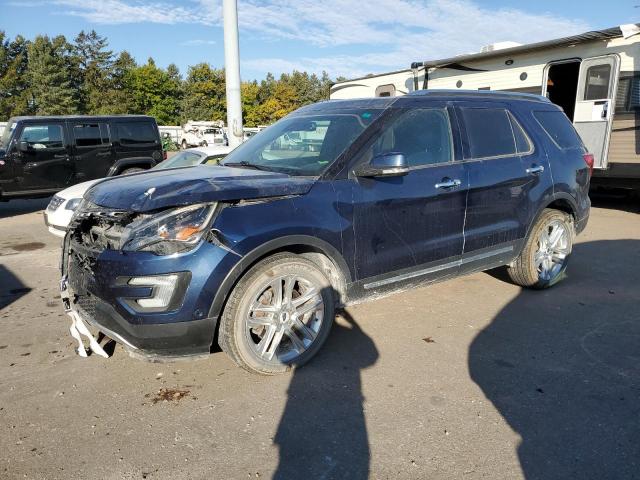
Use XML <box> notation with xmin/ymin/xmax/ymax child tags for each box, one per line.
<box><xmin>350</xmin><ymin>105</ymin><xmax>468</xmax><ymax>288</ymax></box>
<box><xmin>573</xmin><ymin>55</ymin><xmax>620</xmax><ymax>169</ymax></box>
<box><xmin>14</xmin><ymin>121</ymin><xmax>74</xmax><ymax>192</ymax></box>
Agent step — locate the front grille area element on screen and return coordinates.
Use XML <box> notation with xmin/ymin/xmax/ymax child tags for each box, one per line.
<box><xmin>69</xmin><ymin>204</ymin><xmax>135</xmax><ymax>253</ymax></box>
<box><xmin>76</xmin><ymin>293</ymin><xmax>98</xmax><ymax>319</ymax></box>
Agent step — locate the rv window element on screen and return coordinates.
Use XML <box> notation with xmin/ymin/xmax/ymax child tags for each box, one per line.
<box><xmin>460</xmin><ymin>108</ymin><xmax>517</xmax><ymax>159</ymax></box>
<box><xmin>615</xmin><ymin>74</ymin><xmax>640</xmax><ymax>113</ymax></box>
<box><xmin>583</xmin><ymin>64</ymin><xmax>611</xmax><ymax>101</ymax></box>
<box><xmin>533</xmin><ymin>111</ymin><xmax>584</xmax><ymax>150</ymax></box>
<box><xmin>375</xmin><ymin>84</ymin><xmax>396</xmax><ymax>98</ymax></box>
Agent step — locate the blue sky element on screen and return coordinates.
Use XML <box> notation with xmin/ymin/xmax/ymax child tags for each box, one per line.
<box><xmin>1</xmin><ymin>0</ymin><xmax>637</xmax><ymax>80</ymax></box>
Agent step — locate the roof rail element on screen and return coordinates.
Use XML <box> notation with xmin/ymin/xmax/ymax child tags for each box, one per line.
<box><xmin>407</xmin><ymin>89</ymin><xmax>551</xmax><ymax>103</ymax></box>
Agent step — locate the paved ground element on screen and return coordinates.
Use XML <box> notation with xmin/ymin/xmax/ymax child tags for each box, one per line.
<box><xmin>0</xmin><ymin>195</ymin><xmax>638</xmax><ymax>480</ymax></box>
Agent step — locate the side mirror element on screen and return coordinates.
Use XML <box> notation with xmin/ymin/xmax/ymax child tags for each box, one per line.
<box><xmin>355</xmin><ymin>152</ymin><xmax>409</xmax><ymax>178</ymax></box>
<box><xmin>17</xmin><ymin>141</ymin><xmax>30</xmax><ymax>153</ymax></box>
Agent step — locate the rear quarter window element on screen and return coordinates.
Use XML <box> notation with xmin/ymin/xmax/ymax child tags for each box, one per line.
<box><xmin>116</xmin><ymin>122</ymin><xmax>158</xmax><ymax>145</ymax></box>
<box><xmin>533</xmin><ymin>110</ymin><xmax>584</xmax><ymax>150</ymax></box>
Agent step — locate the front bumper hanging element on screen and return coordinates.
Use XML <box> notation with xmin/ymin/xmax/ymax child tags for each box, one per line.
<box><xmin>60</xmin><ymin>275</ymin><xmax>109</xmax><ymax>359</ymax></box>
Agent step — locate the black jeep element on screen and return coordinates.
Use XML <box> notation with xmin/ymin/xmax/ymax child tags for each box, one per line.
<box><xmin>0</xmin><ymin>115</ymin><xmax>163</xmax><ymax>200</ymax></box>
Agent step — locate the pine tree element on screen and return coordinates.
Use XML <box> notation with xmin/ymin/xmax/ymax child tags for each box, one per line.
<box><xmin>73</xmin><ymin>30</ymin><xmax>113</xmax><ymax>113</ymax></box>
<box><xmin>0</xmin><ymin>32</ymin><xmax>31</xmax><ymax>118</ymax></box>
<box><xmin>27</xmin><ymin>35</ymin><xmax>77</xmax><ymax>115</ymax></box>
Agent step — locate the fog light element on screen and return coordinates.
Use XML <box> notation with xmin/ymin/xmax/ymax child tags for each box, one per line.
<box><xmin>129</xmin><ymin>274</ymin><xmax>178</xmax><ymax>309</ymax></box>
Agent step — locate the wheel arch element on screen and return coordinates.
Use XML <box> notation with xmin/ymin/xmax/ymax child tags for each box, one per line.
<box><xmin>107</xmin><ymin>157</ymin><xmax>156</xmax><ymax>176</ymax></box>
<box><xmin>207</xmin><ymin>235</ymin><xmax>351</xmax><ymax>324</ymax></box>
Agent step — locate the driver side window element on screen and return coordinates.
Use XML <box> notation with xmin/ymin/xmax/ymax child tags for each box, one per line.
<box><xmin>19</xmin><ymin>124</ymin><xmax>64</xmax><ymax>150</ymax></box>
<box><xmin>364</xmin><ymin>108</ymin><xmax>453</xmax><ymax>168</ymax></box>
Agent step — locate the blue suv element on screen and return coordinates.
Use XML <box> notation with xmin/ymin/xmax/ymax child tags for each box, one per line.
<box><xmin>61</xmin><ymin>91</ymin><xmax>591</xmax><ymax>374</ymax></box>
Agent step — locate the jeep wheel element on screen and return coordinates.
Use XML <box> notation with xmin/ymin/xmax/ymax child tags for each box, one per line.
<box><xmin>219</xmin><ymin>253</ymin><xmax>335</xmax><ymax>375</ymax></box>
<box><xmin>507</xmin><ymin>209</ymin><xmax>573</xmax><ymax>289</ymax></box>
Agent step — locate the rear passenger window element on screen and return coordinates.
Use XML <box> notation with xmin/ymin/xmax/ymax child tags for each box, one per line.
<box><xmin>533</xmin><ymin>111</ymin><xmax>584</xmax><ymax>150</ymax></box>
<box><xmin>116</xmin><ymin>122</ymin><xmax>157</xmax><ymax>145</ymax></box>
<box><xmin>73</xmin><ymin>123</ymin><xmax>109</xmax><ymax>147</ymax></box>
<box><xmin>460</xmin><ymin>108</ymin><xmax>516</xmax><ymax>158</ymax></box>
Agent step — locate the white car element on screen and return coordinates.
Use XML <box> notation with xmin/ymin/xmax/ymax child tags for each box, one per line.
<box><xmin>44</xmin><ymin>146</ymin><xmax>233</xmax><ymax>237</ymax></box>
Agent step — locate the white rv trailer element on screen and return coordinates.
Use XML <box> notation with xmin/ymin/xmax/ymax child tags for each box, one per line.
<box><xmin>330</xmin><ymin>24</ymin><xmax>640</xmax><ymax>190</ymax></box>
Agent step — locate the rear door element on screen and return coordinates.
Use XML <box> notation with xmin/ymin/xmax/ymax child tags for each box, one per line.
<box><xmin>573</xmin><ymin>55</ymin><xmax>620</xmax><ymax>169</ymax></box>
<box><xmin>454</xmin><ymin>102</ymin><xmax>552</xmax><ymax>270</ymax></box>
<box><xmin>13</xmin><ymin>121</ymin><xmax>74</xmax><ymax>192</ymax></box>
<box><xmin>71</xmin><ymin>121</ymin><xmax>113</xmax><ymax>180</ymax></box>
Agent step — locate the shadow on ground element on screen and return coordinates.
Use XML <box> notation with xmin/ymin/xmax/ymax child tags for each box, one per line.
<box><xmin>470</xmin><ymin>240</ymin><xmax>640</xmax><ymax>479</ymax></box>
<box><xmin>0</xmin><ymin>197</ymin><xmax>50</xmax><ymax>219</ymax></box>
<box><xmin>273</xmin><ymin>310</ymin><xmax>378</xmax><ymax>480</ymax></box>
<box><xmin>590</xmin><ymin>188</ymin><xmax>639</xmax><ymax>214</ymax></box>
<box><xmin>0</xmin><ymin>265</ymin><xmax>32</xmax><ymax>309</ymax></box>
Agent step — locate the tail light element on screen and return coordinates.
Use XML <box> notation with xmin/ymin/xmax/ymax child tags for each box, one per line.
<box><xmin>163</xmin><ymin>150</ymin><xmax>168</xmax><ymax>160</ymax></box>
<box><xmin>583</xmin><ymin>153</ymin><xmax>594</xmax><ymax>176</ymax></box>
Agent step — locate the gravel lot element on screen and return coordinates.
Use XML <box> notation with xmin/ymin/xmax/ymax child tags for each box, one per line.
<box><xmin>0</xmin><ymin>194</ymin><xmax>638</xmax><ymax>480</ymax></box>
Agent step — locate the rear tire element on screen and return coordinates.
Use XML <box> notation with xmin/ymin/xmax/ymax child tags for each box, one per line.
<box><xmin>219</xmin><ymin>253</ymin><xmax>335</xmax><ymax>375</ymax></box>
<box><xmin>507</xmin><ymin>209</ymin><xmax>574</xmax><ymax>289</ymax></box>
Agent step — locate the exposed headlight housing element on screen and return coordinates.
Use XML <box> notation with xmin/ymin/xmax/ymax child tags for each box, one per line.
<box><xmin>121</xmin><ymin>203</ymin><xmax>217</xmax><ymax>254</ymax></box>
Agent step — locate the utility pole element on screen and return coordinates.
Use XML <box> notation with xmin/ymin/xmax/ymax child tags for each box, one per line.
<box><xmin>223</xmin><ymin>0</ymin><xmax>243</xmax><ymax>148</ymax></box>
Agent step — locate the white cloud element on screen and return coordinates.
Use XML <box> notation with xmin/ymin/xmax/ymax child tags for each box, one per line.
<box><xmin>180</xmin><ymin>39</ymin><xmax>217</xmax><ymax>46</ymax></box>
<box><xmin>15</xmin><ymin>0</ymin><xmax>591</xmax><ymax>78</ymax></box>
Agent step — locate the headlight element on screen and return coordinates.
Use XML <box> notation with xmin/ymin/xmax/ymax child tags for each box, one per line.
<box><xmin>65</xmin><ymin>198</ymin><xmax>82</xmax><ymax>211</ymax></box>
<box><xmin>121</xmin><ymin>203</ymin><xmax>217</xmax><ymax>253</ymax></box>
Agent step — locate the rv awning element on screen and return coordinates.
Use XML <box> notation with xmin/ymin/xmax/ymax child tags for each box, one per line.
<box><xmin>420</xmin><ymin>25</ymin><xmax>637</xmax><ymax>69</ymax></box>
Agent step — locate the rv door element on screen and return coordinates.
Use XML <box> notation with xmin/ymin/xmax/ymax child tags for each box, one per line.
<box><xmin>573</xmin><ymin>54</ymin><xmax>620</xmax><ymax>169</ymax></box>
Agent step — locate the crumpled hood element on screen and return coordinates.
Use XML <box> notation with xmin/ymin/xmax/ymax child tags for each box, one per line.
<box><xmin>84</xmin><ymin>165</ymin><xmax>316</xmax><ymax>212</ymax></box>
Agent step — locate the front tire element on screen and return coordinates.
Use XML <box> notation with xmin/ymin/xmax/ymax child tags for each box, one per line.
<box><xmin>219</xmin><ymin>253</ymin><xmax>335</xmax><ymax>375</ymax></box>
<box><xmin>507</xmin><ymin>209</ymin><xmax>574</xmax><ymax>289</ymax></box>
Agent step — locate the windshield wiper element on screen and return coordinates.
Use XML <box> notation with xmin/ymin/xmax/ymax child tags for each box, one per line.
<box><xmin>223</xmin><ymin>161</ymin><xmax>276</xmax><ymax>172</ymax></box>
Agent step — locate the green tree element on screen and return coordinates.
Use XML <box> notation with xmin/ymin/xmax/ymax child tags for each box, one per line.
<box><xmin>27</xmin><ymin>35</ymin><xmax>77</xmax><ymax>115</ymax></box>
<box><xmin>73</xmin><ymin>30</ymin><xmax>113</xmax><ymax>113</ymax></box>
<box><xmin>0</xmin><ymin>32</ymin><xmax>31</xmax><ymax>118</ymax></box>
<box><xmin>180</xmin><ymin>63</ymin><xmax>226</xmax><ymax>123</ymax></box>
<box><xmin>91</xmin><ymin>50</ymin><xmax>137</xmax><ymax>114</ymax></box>
<box><xmin>129</xmin><ymin>58</ymin><xmax>181</xmax><ymax>124</ymax></box>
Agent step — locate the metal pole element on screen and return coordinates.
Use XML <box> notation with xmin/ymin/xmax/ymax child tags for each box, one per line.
<box><xmin>223</xmin><ymin>0</ymin><xmax>243</xmax><ymax>148</ymax></box>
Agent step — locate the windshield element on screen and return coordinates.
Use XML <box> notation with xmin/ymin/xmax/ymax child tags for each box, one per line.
<box><xmin>0</xmin><ymin>120</ymin><xmax>17</xmax><ymax>148</ymax></box>
<box><xmin>153</xmin><ymin>150</ymin><xmax>205</xmax><ymax>170</ymax></box>
<box><xmin>221</xmin><ymin>108</ymin><xmax>383</xmax><ymax>176</ymax></box>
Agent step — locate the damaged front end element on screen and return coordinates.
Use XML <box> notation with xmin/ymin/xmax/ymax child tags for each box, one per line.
<box><xmin>59</xmin><ymin>200</ymin><xmax>223</xmax><ymax>358</ymax></box>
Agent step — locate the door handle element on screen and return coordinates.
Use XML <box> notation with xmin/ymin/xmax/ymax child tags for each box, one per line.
<box><xmin>96</xmin><ymin>151</ymin><xmax>111</xmax><ymax>157</ymax></box>
<box><xmin>435</xmin><ymin>178</ymin><xmax>462</xmax><ymax>189</ymax></box>
<box><xmin>53</xmin><ymin>154</ymin><xmax>70</xmax><ymax>160</ymax></box>
<box><xmin>526</xmin><ymin>165</ymin><xmax>545</xmax><ymax>175</ymax></box>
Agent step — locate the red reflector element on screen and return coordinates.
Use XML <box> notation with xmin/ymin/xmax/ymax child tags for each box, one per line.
<box><xmin>583</xmin><ymin>153</ymin><xmax>594</xmax><ymax>176</ymax></box>
<box><xmin>163</xmin><ymin>150</ymin><xmax>168</xmax><ymax>160</ymax></box>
